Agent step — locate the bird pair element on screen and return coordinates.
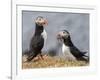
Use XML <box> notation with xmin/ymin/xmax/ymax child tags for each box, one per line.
<box><xmin>25</xmin><ymin>16</ymin><xmax>88</xmax><ymax>62</ymax></box>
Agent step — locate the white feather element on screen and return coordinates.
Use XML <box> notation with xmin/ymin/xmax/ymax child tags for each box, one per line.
<box><xmin>41</xmin><ymin>29</ymin><xmax>47</xmax><ymax>42</ymax></box>
<box><xmin>62</xmin><ymin>44</ymin><xmax>76</xmax><ymax>60</ymax></box>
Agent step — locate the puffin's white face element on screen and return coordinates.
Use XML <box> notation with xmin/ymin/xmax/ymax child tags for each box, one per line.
<box><xmin>57</xmin><ymin>30</ymin><xmax>70</xmax><ymax>41</ymax></box>
<box><xmin>35</xmin><ymin>16</ymin><xmax>48</xmax><ymax>26</ymax></box>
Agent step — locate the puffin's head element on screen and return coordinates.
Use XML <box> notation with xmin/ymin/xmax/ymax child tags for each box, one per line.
<box><xmin>35</xmin><ymin>16</ymin><xmax>48</xmax><ymax>26</ymax></box>
<box><xmin>57</xmin><ymin>30</ymin><xmax>70</xmax><ymax>41</ymax></box>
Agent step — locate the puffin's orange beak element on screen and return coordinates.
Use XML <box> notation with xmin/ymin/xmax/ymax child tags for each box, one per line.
<box><xmin>44</xmin><ymin>19</ymin><xmax>48</xmax><ymax>26</ymax></box>
<box><xmin>57</xmin><ymin>33</ymin><xmax>62</xmax><ymax>40</ymax></box>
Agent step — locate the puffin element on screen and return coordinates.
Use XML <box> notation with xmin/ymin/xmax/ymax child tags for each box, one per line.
<box><xmin>26</xmin><ymin>16</ymin><xmax>48</xmax><ymax>62</ymax></box>
<box><xmin>57</xmin><ymin>30</ymin><xmax>88</xmax><ymax>62</ymax></box>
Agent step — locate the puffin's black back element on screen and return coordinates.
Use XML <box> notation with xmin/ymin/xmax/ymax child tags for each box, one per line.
<box><xmin>30</xmin><ymin>24</ymin><xmax>44</xmax><ymax>53</ymax></box>
<box><xmin>27</xmin><ymin>24</ymin><xmax>44</xmax><ymax>61</ymax></box>
<box><xmin>63</xmin><ymin>31</ymin><xmax>88</xmax><ymax>62</ymax></box>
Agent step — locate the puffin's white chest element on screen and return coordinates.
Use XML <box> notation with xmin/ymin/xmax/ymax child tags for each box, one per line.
<box><xmin>62</xmin><ymin>44</ymin><xmax>76</xmax><ymax>60</ymax></box>
<box><xmin>41</xmin><ymin>29</ymin><xmax>47</xmax><ymax>41</ymax></box>
<box><xmin>62</xmin><ymin>44</ymin><xmax>70</xmax><ymax>54</ymax></box>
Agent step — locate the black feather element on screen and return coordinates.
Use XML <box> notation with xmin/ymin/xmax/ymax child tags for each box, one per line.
<box><xmin>26</xmin><ymin>23</ymin><xmax>44</xmax><ymax>61</ymax></box>
<box><xmin>63</xmin><ymin>30</ymin><xmax>89</xmax><ymax>62</ymax></box>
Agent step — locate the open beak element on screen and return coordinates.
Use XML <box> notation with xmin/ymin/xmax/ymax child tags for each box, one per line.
<box><xmin>43</xmin><ymin>19</ymin><xmax>48</xmax><ymax>26</ymax></box>
<box><xmin>57</xmin><ymin>34</ymin><xmax>61</xmax><ymax>39</ymax></box>
<box><xmin>57</xmin><ymin>33</ymin><xmax>63</xmax><ymax>41</ymax></box>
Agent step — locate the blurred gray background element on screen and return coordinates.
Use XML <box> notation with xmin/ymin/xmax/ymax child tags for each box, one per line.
<box><xmin>22</xmin><ymin>11</ymin><xmax>89</xmax><ymax>56</ymax></box>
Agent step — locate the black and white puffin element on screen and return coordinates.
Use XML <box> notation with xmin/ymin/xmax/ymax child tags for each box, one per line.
<box><xmin>57</xmin><ymin>30</ymin><xmax>88</xmax><ymax>62</ymax></box>
<box><xmin>26</xmin><ymin>16</ymin><xmax>48</xmax><ymax>62</ymax></box>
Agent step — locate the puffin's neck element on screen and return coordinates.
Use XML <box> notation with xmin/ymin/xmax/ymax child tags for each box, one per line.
<box><xmin>34</xmin><ymin>24</ymin><xmax>44</xmax><ymax>35</ymax></box>
<box><xmin>63</xmin><ymin>37</ymin><xmax>74</xmax><ymax>47</ymax></box>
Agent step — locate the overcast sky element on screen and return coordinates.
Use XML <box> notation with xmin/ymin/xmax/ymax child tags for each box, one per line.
<box><xmin>22</xmin><ymin>11</ymin><xmax>89</xmax><ymax>55</ymax></box>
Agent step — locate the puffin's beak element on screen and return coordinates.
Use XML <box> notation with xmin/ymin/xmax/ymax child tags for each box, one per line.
<box><xmin>43</xmin><ymin>19</ymin><xmax>48</xmax><ymax>26</ymax></box>
<box><xmin>57</xmin><ymin>34</ymin><xmax>64</xmax><ymax>42</ymax></box>
<box><xmin>57</xmin><ymin>33</ymin><xmax>62</xmax><ymax>40</ymax></box>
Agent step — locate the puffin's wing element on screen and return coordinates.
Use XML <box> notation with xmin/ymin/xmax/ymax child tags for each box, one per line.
<box><xmin>30</xmin><ymin>36</ymin><xmax>44</xmax><ymax>50</ymax></box>
<box><xmin>69</xmin><ymin>46</ymin><xmax>88</xmax><ymax>61</ymax></box>
<box><xmin>69</xmin><ymin>46</ymin><xmax>85</xmax><ymax>57</ymax></box>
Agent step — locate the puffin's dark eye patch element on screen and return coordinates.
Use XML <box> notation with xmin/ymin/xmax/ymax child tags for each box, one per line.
<box><xmin>63</xmin><ymin>31</ymin><xmax>66</xmax><ymax>34</ymax></box>
<box><xmin>39</xmin><ymin>18</ymin><xmax>41</xmax><ymax>21</ymax></box>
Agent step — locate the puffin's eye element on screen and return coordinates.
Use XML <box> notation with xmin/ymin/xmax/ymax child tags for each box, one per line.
<box><xmin>38</xmin><ymin>18</ymin><xmax>41</xmax><ymax>21</ymax></box>
<box><xmin>63</xmin><ymin>31</ymin><xmax>66</xmax><ymax>34</ymax></box>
